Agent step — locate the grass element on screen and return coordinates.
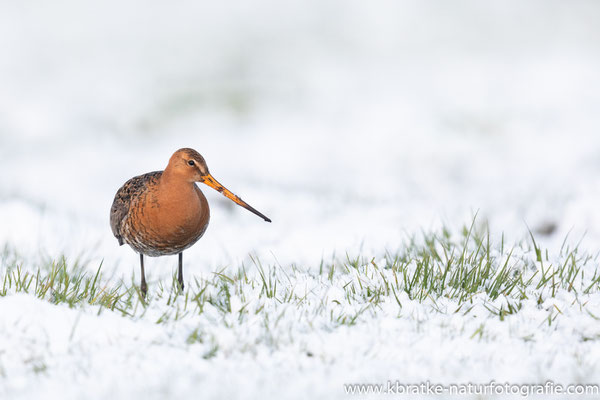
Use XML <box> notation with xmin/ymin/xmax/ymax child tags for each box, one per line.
<box><xmin>2</xmin><ymin>219</ymin><xmax>600</xmax><ymax>383</ymax></box>
<box><xmin>1</xmin><ymin>219</ymin><xmax>599</xmax><ymax>339</ymax></box>
<box><xmin>0</xmin><ymin>256</ymin><xmax>134</xmax><ymax>312</ymax></box>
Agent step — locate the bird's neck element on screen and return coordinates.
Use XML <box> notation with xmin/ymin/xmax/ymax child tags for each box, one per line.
<box><xmin>158</xmin><ymin>169</ymin><xmax>198</xmax><ymax>198</ymax></box>
<box><xmin>161</xmin><ymin>168</ymin><xmax>192</xmax><ymax>186</ymax></box>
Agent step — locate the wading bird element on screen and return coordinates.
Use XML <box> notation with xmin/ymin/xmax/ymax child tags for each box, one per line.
<box><xmin>110</xmin><ymin>148</ymin><xmax>271</xmax><ymax>297</ymax></box>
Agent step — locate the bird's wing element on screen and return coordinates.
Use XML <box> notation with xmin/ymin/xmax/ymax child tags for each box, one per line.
<box><xmin>110</xmin><ymin>171</ymin><xmax>162</xmax><ymax>245</ymax></box>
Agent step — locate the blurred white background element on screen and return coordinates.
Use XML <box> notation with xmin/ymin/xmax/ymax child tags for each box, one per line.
<box><xmin>1</xmin><ymin>0</ymin><xmax>600</xmax><ymax>274</ymax></box>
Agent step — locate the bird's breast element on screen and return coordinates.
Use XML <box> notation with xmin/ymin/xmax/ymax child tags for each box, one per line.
<box><xmin>127</xmin><ymin>183</ymin><xmax>210</xmax><ymax>256</ymax></box>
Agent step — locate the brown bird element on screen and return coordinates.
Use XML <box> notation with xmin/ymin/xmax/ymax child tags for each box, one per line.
<box><xmin>110</xmin><ymin>148</ymin><xmax>271</xmax><ymax>297</ymax></box>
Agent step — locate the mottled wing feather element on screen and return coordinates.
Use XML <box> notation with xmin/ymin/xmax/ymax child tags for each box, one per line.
<box><xmin>110</xmin><ymin>171</ymin><xmax>162</xmax><ymax>245</ymax></box>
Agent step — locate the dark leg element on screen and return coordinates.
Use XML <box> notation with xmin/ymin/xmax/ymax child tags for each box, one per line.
<box><xmin>178</xmin><ymin>252</ymin><xmax>184</xmax><ymax>291</ymax></box>
<box><xmin>140</xmin><ymin>253</ymin><xmax>147</xmax><ymax>298</ymax></box>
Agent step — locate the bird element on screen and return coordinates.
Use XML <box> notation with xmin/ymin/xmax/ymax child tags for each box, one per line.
<box><xmin>110</xmin><ymin>148</ymin><xmax>271</xmax><ymax>298</ymax></box>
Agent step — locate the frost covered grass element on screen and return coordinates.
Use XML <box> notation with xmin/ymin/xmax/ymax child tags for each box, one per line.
<box><xmin>2</xmin><ymin>219</ymin><xmax>599</xmax><ymax>350</ymax></box>
<box><xmin>2</xmin><ymin>221</ymin><xmax>600</xmax><ymax>399</ymax></box>
<box><xmin>0</xmin><ymin>256</ymin><xmax>131</xmax><ymax>312</ymax></box>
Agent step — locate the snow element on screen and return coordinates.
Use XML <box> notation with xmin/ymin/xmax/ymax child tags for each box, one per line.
<box><xmin>1</xmin><ymin>0</ymin><xmax>600</xmax><ymax>398</ymax></box>
<box><xmin>1</xmin><ymin>265</ymin><xmax>599</xmax><ymax>399</ymax></box>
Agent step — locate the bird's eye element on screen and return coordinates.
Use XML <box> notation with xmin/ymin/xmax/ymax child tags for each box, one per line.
<box><xmin>188</xmin><ymin>160</ymin><xmax>195</xmax><ymax>166</ymax></box>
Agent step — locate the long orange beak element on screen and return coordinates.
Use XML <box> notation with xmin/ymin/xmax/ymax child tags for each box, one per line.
<box><xmin>201</xmin><ymin>173</ymin><xmax>271</xmax><ymax>222</ymax></box>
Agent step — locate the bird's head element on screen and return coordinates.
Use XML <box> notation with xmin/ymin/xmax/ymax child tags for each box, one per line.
<box><xmin>166</xmin><ymin>148</ymin><xmax>271</xmax><ymax>222</ymax></box>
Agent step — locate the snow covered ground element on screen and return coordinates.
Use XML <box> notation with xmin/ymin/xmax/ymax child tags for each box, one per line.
<box><xmin>1</xmin><ymin>1</ymin><xmax>600</xmax><ymax>398</ymax></box>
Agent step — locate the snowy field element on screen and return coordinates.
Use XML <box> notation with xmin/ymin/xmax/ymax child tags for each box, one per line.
<box><xmin>1</xmin><ymin>1</ymin><xmax>600</xmax><ymax>399</ymax></box>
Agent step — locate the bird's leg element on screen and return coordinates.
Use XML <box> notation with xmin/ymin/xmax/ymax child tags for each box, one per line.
<box><xmin>178</xmin><ymin>253</ymin><xmax>184</xmax><ymax>292</ymax></box>
<box><xmin>140</xmin><ymin>253</ymin><xmax>147</xmax><ymax>298</ymax></box>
